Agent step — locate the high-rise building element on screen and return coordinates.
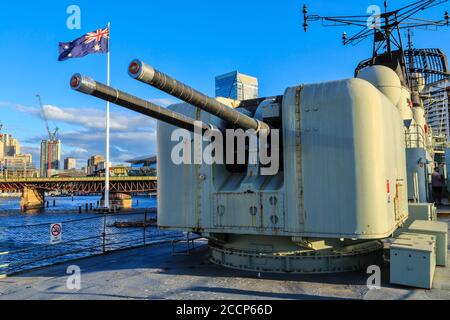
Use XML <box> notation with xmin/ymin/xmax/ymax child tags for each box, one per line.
<box><xmin>0</xmin><ymin>132</ymin><xmax>38</xmax><ymax>178</ymax></box>
<box><xmin>40</xmin><ymin>140</ymin><xmax>61</xmax><ymax>177</ymax></box>
<box><xmin>0</xmin><ymin>134</ymin><xmax>21</xmax><ymax>157</ymax></box>
<box><xmin>0</xmin><ymin>140</ymin><xmax>4</xmax><ymax>162</ymax></box>
<box><xmin>2</xmin><ymin>154</ymin><xmax>38</xmax><ymax>178</ymax></box>
<box><xmin>6</xmin><ymin>138</ymin><xmax>20</xmax><ymax>156</ymax></box>
<box><xmin>215</xmin><ymin>71</ymin><xmax>259</xmax><ymax>101</ymax></box>
<box><xmin>424</xmin><ymin>80</ymin><xmax>450</xmax><ymax>140</ymax></box>
<box><xmin>64</xmin><ymin>157</ymin><xmax>77</xmax><ymax>170</ymax></box>
<box><xmin>0</xmin><ymin>133</ymin><xmax>10</xmax><ymax>149</ymax></box>
<box><xmin>87</xmin><ymin>155</ymin><xmax>105</xmax><ymax>176</ymax></box>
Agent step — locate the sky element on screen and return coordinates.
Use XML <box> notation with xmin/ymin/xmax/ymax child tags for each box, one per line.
<box><xmin>0</xmin><ymin>0</ymin><xmax>449</xmax><ymax>168</ymax></box>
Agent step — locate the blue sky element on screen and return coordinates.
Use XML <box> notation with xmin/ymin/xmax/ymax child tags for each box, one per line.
<box><xmin>0</xmin><ymin>0</ymin><xmax>449</xmax><ymax>167</ymax></box>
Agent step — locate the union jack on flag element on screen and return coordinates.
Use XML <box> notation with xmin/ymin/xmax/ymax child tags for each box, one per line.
<box><xmin>84</xmin><ymin>28</ymin><xmax>110</xmax><ymax>44</ymax></box>
<box><xmin>58</xmin><ymin>26</ymin><xmax>110</xmax><ymax>61</ymax></box>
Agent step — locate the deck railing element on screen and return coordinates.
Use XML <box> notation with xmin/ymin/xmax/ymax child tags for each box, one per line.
<box><xmin>0</xmin><ymin>210</ymin><xmax>184</xmax><ymax>277</ymax></box>
<box><xmin>405</xmin><ymin>124</ymin><xmax>428</xmax><ymax>150</ymax></box>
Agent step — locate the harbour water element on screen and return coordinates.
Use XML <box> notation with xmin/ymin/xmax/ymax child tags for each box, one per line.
<box><xmin>0</xmin><ymin>196</ymin><xmax>183</xmax><ymax>275</ymax></box>
<box><xmin>0</xmin><ymin>195</ymin><xmax>156</xmax><ymax>226</ymax></box>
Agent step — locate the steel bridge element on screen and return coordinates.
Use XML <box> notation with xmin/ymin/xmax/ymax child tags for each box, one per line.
<box><xmin>0</xmin><ymin>177</ymin><xmax>157</xmax><ymax>194</ymax></box>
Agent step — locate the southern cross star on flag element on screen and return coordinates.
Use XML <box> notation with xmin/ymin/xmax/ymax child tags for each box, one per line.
<box><xmin>58</xmin><ymin>27</ymin><xmax>109</xmax><ymax>61</ymax></box>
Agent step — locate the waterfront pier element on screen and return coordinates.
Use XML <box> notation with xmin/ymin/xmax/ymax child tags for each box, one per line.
<box><xmin>0</xmin><ymin>177</ymin><xmax>157</xmax><ymax>211</ymax></box>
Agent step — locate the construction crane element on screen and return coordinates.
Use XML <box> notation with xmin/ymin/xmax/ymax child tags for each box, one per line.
<box><xmin>36</xmin><ymin>94</ymin><xmax>59</xmax><ymax>177</ymax></box>
<box><xmin>36</xmin><ymin>94</ymin><xmax>59</xmax><ymax>141</ymax></box>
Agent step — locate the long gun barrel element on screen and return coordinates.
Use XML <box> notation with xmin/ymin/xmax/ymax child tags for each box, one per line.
<box><xmin>128</xmin><ymin>59</ymin><xmax>271</xmax><ymax>133</ymax></box>
<box><xmin>70</xmin><ymin>74</ymin><xmax>211</xmax><ymax>133</ymax></box>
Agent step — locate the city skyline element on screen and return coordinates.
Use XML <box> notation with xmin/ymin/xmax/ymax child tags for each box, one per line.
<box><xmin>1</xmin><ymin>0</ymin><xmax>449</xmax><ymax>167</ymax></box>
<box><xmin>0</xmin><ymin>128</ymin><xmax>121</xmax><ymax>177</ymax></box>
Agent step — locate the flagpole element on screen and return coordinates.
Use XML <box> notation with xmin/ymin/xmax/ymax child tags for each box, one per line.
<box><xmin>105</xmin><ymin>22</ymin><xmax>111</xmax><ymax>211</ymax></box>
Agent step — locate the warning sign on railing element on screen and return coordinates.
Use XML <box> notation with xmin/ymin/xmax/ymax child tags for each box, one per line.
<box><xmin>50</xmin><ymin>223</ymin><xmax>62</xmax><ymax>244</ymax></box>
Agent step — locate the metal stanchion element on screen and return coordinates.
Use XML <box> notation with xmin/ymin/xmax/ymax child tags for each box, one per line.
<box><xmin>143</xmin><ymin>211</ymin><xmax>147</xmax><ymax>245</ymax></box>
<box><xmin>102</xmin><ymin>214</ymin><xmax>107</xmax><ymax>253</ymax></box>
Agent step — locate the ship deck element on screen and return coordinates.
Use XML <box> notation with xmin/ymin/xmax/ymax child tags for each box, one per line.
<box><xmin>0</xmin><ymin>215</ymin><xmax>449</xmax><ymax>300</ymax></box>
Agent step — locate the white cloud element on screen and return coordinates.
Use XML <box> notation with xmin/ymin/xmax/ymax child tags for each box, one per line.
<box><xmin>15</xmin><ymin>103</ymin><xmax>41</xmax><ymax>116</ymax></box>
<box><xmin>148</xmin><ymin>98</ymin><xmax>177</xmax><ymax>107</ymax></box>
<box><xmin>41</xmin><ymin>104</ymin><xmax>157</xmax><ymax>132</ymax></box>
<box><xmin>15</xmin><ymin>102</ymin><xmax>159</xmax><ymax>165</ymax></box>
<box><xmin>114</xmin><ymin>146</ymin><xmax>129</xmax><ymax>153</ymax></box>
<box><xmin>14</xmin><ymin>103</ymin><xmax>158</xmax><ymax>132</ymax></box>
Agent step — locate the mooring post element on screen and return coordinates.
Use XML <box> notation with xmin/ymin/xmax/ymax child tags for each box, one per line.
<box><xmin>143</xmin><ymin>211</ymin><xmax>147</xmax><ymax>245</ymax></box>
<box><xmin>102</xmin><ymin>214</ymin><xmax>107</xmax><ymax>253</ymax></box>
<box><xmin>53</xmin><ymin>200</ymin><xmax>56</xmax><ymax>207</ymax></box>
<box><xmin>79</xmin><ymin>206</ymin><xmax>82</xmax><ymax>214</ymax></box>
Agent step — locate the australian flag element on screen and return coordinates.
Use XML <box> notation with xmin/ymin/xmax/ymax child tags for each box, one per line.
<box><xmin>58</xmin><ymin>27</ymin><xmax>109</xmax><ymax>61</ymax></box>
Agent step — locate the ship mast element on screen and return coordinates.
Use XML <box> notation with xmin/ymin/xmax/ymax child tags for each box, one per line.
<box><xmin>303</xmin><ymin>0</ymin><xmax>449</xmax><ymax>89</ymax></box>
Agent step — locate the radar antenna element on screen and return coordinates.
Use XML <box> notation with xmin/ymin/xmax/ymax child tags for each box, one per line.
<box><xmin>303</xmin><ymin>0</ymin><xmax>449</xmax><ymax>88</ymax></box>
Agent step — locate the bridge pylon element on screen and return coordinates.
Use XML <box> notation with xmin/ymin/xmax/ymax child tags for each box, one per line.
<box><xmin>20</xmin><ymin>187</ymin><xmax>45</xmax><ymax>212</ymax></box>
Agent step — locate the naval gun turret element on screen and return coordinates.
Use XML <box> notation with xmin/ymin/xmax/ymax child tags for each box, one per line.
<box><xmin>71</xmin><ymin>60</ymin><xmax>409</xmax><ymax>274</ymax></box>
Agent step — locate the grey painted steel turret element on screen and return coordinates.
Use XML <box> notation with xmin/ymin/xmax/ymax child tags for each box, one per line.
<box><xmin>70</xmin><ymin>73</ymin><xmax>211</xmax><ymax>133</ymax></box>
<box><xmin>70</xmin><ymin>59</ymin><xmax>412</xmax><ymax>275</ymax></box>
<box><xmin>128</xmin><ymin>59</ymin><xmax>271</xmax><ymax>133</ymax></box>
